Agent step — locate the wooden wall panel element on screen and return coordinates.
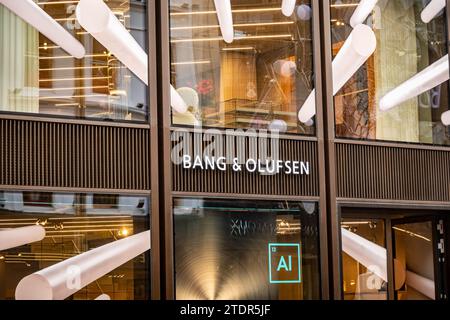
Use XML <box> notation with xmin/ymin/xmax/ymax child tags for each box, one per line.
<box><xmin>0</xmin><ymin>119</ymin><xmax>150</xmax><ymax>190</ymax></box>
<box><xmin>336</xmin><ymin>142</ymin><xmax>450</xmax><ymax>202</ymax></box>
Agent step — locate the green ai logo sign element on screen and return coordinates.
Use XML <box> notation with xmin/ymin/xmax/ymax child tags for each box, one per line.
<box><xmin>268</xmin><ymin>243</ymin><xmax>301</xmax><ymax>284</ymax></box>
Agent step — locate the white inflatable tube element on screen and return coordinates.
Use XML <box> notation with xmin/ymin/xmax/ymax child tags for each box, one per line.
<box><xmin>76</xmin><ymin>0</ymin><xmax>187</xmax><ymax>113</ymax></box>
<box><xmin>298</xmin><ymin>25</ymin><xmax>376</xmax><ymax>122</ymax></box>
<box><xmin>15</xmin><ymin>230</ymin><xmax>151</xmax><ymax>300</ymax></box>
<box><xmin>281</xmin><ymin>0</ymin><xmax>296</xmax><ymax>17</ymax></box>
<box><xmin>213</xmin><ymin>0</ymin><xmax>234</xmax><ymax>43</ymax></box>
<box><xmin>406</xmin><ymin>271</ymin><xmax>435</xmax><ymax>299</ymax></box>
<box><xmin>0</xmin><ymin>0</ymin><xmax>85</xmax><ymax>58</ymax></box>
<box><xmin>341</xmin><ymin>227</ymin><xmax>388</xmax><ymax>281</ymax></box>
<box><xmin>421</xmin><ymin>0</ymin><xmax>446</xmax><ymax>23</ymax></box>
<box><xmin>350</xmin><ymin>0</ymin><xmax>379</xmax><ymax>28</ymax></box>
<box><xmin>441</xmin><ymin>110</ymin><xmax>450</xmax><ymax>125</ymax></box>
<box><xmin>380</xmin><ymin>54</ymin><xmax>449</xmax><ymax>111</ymax></box>
<box><xmin>95</xmin><ymin>294</ymin><xmax>111</xmax><ymax>300</ymax></box>
<box><xmin>0</xmin><ymin>225</ymin><xmax>46</xmax><ymax>251</ymax></box>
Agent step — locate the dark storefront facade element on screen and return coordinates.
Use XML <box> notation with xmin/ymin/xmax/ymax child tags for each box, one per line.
<box><xmin>0</xmin><ymin>0</ymin><xmax>450</xmax><ymax>301</ymax></box>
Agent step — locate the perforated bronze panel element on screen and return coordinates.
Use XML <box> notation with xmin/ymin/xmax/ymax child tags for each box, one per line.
<box><xmin>336</xmin><ymin>142</ymin><xmax>450</xmax><ymax>202</ymax></box>
<box><xmin>0</xmin><ymin>119</ymin><xmax>150</xmax><ymax>190</ymax></box>
<box><xmin>172</xmin><ymin>131</ymin><xmax>319</xmax><ymax>196</ymax></box>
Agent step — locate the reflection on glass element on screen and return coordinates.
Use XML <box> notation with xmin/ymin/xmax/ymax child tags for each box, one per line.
<box><xmin>394</xmin><ymin>221</ymin><xmax>435</xmax><ymax>300</ymax></box>
<box><xmin>331</xmin><ymin>0</ymin><xmax>450</xmax><ymax>145</ymax></box>
<box><xmin>169</xmin><ymin>0</ymin><xmax>315</xmax><ymax>134</ymax></box>
<box><xmin>0</xmin><ymin>191</ymin><xmax>150</xmax><ymax>300</ymax></box>
<box><xmin>0</xmin><ymin>0</ymin><xmax>148</xmax><ymax>121</ymax></box>
<box><xmin>174</xmin><ymin>198</ymin><xmax>320</xmax><ymax>300</ymax></box>
<box><xmin>341</xmin><ymin>218</ymin><xmax>387</xmax><ymax>300</ymax></box>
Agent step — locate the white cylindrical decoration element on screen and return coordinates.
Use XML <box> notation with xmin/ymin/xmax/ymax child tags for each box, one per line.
<box><xmin>0</xmin><ymin>0</ymin><xmax>85</xmax><ymax>58</ymax></box>
<box><xmin>281</xmin><ymin>0</ymin><xmax>296</xmax><ymax>17</ymax></box>
<box><xmin>171</xmin><ymin>85</ymin><xmax>188</xmax><ymax>113</ymax></box>
<box><xmin>341</xmin><ymin>228</ymin><xmax>388</xmax><ymax>281</ymax></box>
<box><xmin>296</xmin><ymin>4</ymin><xmax>312</xmax><ymax>21</ymax></box>
<box><xmin>15</xmin><ymin>230</ymin><xmax>151</xmax><ymax>300</ymax></box>
<box><xmin>213</xmin><ymin>0</ymin><xmax>234</xmax><ymax>43</ymax></box>
<box><xmin>350</xmin><ymin>0</ymin><xmax>379</xmax><ymax>28</ymax></box>
<box><xmin>406</xmin><ymin>271</ymin><xmax>436</xmax><ymax>300</ymax></box>
<box><xmin>441</xmin><ymin>110</ymin><xmax>450</xmax><ymax>125</ymax></box>
<box><xmin>76</xmin><ymin>0</ymin><xmax>186</xmax><ymax>113</ymax></box>
<box><xmin>0</xmin><ymin>225</ymin><xmax>46</xmax><ymax>251</ymax></box>
<box><xmin>380</xmin><ymin>54</ymin><xmax>449</xmax><ymax>111</ymax></box>
<box><xmin>299</xmin><ymin>24</ymin><xmax>376</xmax><ymax>122</ymax></box>
<box><xmin>76</xmin><ymin>0</ymin><xmax>147</xmax><ymax>84</ymax></box>
<box><xmin>95</xmin><ymin>294</ymin><xmax>111</xmax><ymax>300</ymax></box>
<box><xmin>421</xmin><ymin>0</ymin><xmax>446</xmax><ymax>23</ymax></box>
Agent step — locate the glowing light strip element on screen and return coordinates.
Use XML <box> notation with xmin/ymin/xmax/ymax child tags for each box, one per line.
<box><xmin>170</xmin><ymin>7</ymin><xmax>282</xmax><ymax>16</ymax></box>
<box><xmin>171</xmin><ymin>60</ymin><xmax>211</xmax><ymax>66</ymax></box>
<box><xmin>393</xmin><ymin>226</ymin><xmax>431</xmax><ymax>242</ymax></box>
<box><xmin>40</xmin><ymin>76</ymin><xmax>110</xmax><ymax>82</ymax></box>
<box><xmin>39</xmin><ymin>94</ymin><xmax>107</xmax><ymax>99</ymax></box>
<box><xmin>171</xmin><ymin>34</ymin><xmax>292</xmax><ymax>43</ymax></box>
<box><xmin>39</xmin><ymin>66</ymin><xmax>108</xmax><ymax>71</ymax></box>
<box><xmin>170</xmin><ymin>21</ymin><xmax>294</xmax><ymax>31</ymax></box>
<box><xmin>40</xmin><ymin>86</ymin><xmax>109</xmax><ymax>91</ymax></box>
<box><xmin>38</xmin><ymin>53</ymin><xmax>109</xmax><ymax>60</ymax></box>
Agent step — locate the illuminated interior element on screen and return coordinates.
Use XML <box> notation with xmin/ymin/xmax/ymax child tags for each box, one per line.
<box><xmin>173</xmin><ymin>198</ymin><xmax>320</xmax><ymax>300</ymax></box>
<box><xmin>169</xmin><ymin>0</ymin><xmax>315</xmax><ymax>134</ymax></box>
<box><xmin>0</xmin><ymin>192</ymin><xmax>150</xmax><ymax>300</ymax></box>
<box><xmin>0</xmin><ymin>0</ymin><xmax>148</xmax><ymax>121</ymax></box>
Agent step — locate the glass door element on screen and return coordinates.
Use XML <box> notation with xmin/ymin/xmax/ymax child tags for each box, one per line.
<box><xmin>392</xmin><ymin>217</ymin><xmax>446</xmax><ymax>300</ymax></box>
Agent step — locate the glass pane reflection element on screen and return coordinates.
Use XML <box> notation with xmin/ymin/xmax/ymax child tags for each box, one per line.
<box><xmin>174</xmin><ymin>198</ymin><xmax>320</xmax><ymax>300</ymax></box>
<box><xmin>0</xmin><ymin>191</ymin><xmax>150</xmax><ymax>300</ymax></box>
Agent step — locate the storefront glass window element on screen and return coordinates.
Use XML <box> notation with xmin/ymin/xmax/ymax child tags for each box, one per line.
<box><xmin>328</xmin><ymin>0</ymin><xmax>450</xmax><ymax>146</ymax></box>
<box><xmin>0</xmin><ymin>1</ymin><xmax>148</xmax><ymax>122</ymax></box>
<box><xmin>169</xmin><ymin>1</ymin><xmax>316</xmax><ymax>135</ymax></box>
<box><xmin>174</xmin><ymin>198</ymin><xmax>321</xmax><ymax>300</ymax></box>
<box><xmin>0</xmin><ymin>191</ymin><xmax>150</xmax><ymax>300</ymax></box>
<box><xmin>341</xmin><ymin>218</ymin><xmax>387</xmax><ymax>300</ymax></box>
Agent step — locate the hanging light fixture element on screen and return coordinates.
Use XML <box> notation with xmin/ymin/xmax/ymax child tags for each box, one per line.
<box><xmin>0</xmin><ymin>225</ymin><xmax>46</xmax><ymax>251</ymax></box>
<box><xmin>298</xmin><ymin>24</ymin><xmax>376</xmax><ymax>123</ymax></box>
<box><xmin>0</xmin><ymin>0</ymin><xmax>85</xmax><ymax>58</ymax></box>
<box><xmin>281</xmin><ymin>0</ymin><xmax>296</xmax><ymax>17</ymax></box>
<box><xmin>213</xmin><ymin>0</ymin><xmax>234</xmax><ymax>43</ymax></box>
<box><xmin>380</xmin><ymin>54</ymin><xmax>449</xmax><ymax>111</ymax></box>
<box><xmin>15</xmin><ymin>230</ymin><xmax>151</xmax><ymax>300</ymax></box>
<box><xmin>349</xmin><ymin>0</ymin><xmax>379</xmax><ymax>28</ymax></box>
<box><xmin>442</xmin><ymin>110</ymin><xmax>450</xmax><ymax>125</ymax></box>
<box><xmin>76</xmin><ymin>0</ymin><xmax>187</xmax><ymax>113</ymax></box>
<box><xmin>421</xmin><ymin>0</ymin><xmax>446</xmax><ymax>23</ymax></box>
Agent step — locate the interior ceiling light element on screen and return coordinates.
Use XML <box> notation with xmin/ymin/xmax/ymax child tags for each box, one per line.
<box><xmin>441</xmin><ymin>110</ymin><xmax>450</xmax><ymax>125</ymax></box>
<box><xmin>0</xmin><ymin>225</ymin><xmax>46</xmax><ymax>251</ymax></box>
<box><xmin>213</xmin><ymin>0</ymin><xmax>234</xmax><ymax>43</ymax></box>
<box><xmin>15</xmin><ymin>230</ymin><xmax>151</xmax><ymax>300</ymax></box>
<box><xmin>349</xmin><ymin>0</ymin><xmax>379</xmax><ymax>28</ymax></box>
<box><xmin>298</xmin><ymin>24</ymin><xmax>376</xmax><ymax>123</ymax></box>
<box><xmin>0</xmin><ymin>0</ymin><xmax>85</xmax><ymax>59</ymax></box>
<box><xmin>281</xmin><ymin>0</ymin><xmax>296</xmax><ymax>17</ymax></box>
<box><xmin>421</xmin><ymin>0</ymin><xmax>446</xmax><ymax>23</ymax></box>
<box><xmin>76</xmin><ymin>0</ymin><xmax>187</xmax><ymax>113</ymax></box>
<box><xmin>379</xmin><ymin>54</ymin><xmax>449</xmax><ymax>111</ymax></box>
